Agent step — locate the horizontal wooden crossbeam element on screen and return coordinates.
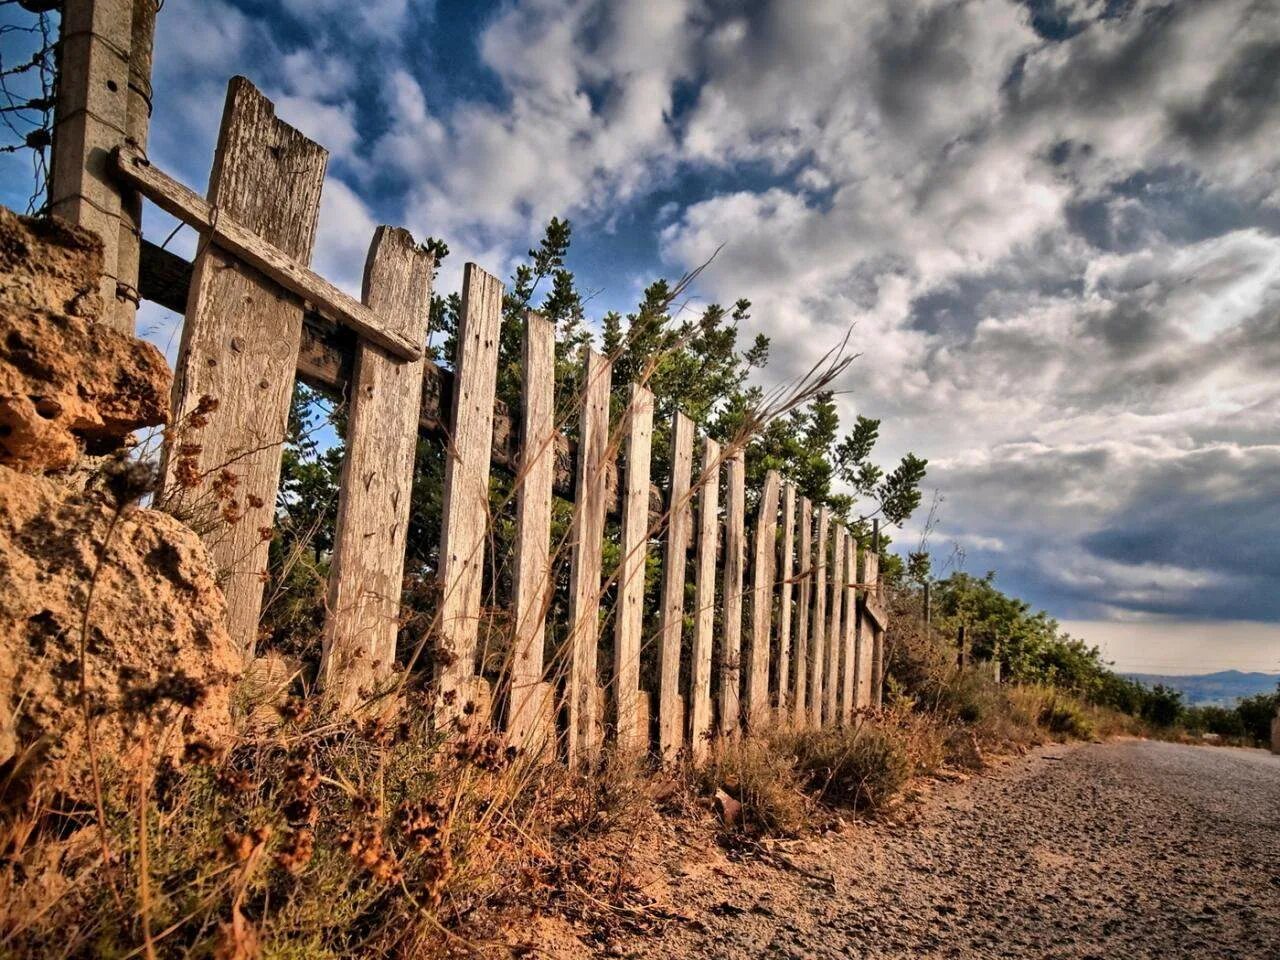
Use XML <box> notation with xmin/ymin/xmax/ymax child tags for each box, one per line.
<box><xmin>862</xmin><ymin>594</ymin><xmax>889</xmax><ymax>632</ymax></box>
<box><xmin>111</xmin><ymin>144</ymin><xmax>422</xmax><ymax>362</ymax></box>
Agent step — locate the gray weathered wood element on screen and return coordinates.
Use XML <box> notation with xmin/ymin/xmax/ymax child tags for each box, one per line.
<box><xmin>112</xmin><ymin>144</ymin><xmax>421</xmax><ymax>361</ymax></box>
<box><xmin>865</xmin><ymin>549</ymin><xmax>883</xmax><ymax>709</ymax></box>
<box><xmin>436</xmin><ymin>263</ymin><xmax>504</xmax><ymax>720</ymax></box>
<box><xmin>825</xmin><ymin>525</ymin><xmax>844</xmax><ymax>726</ymax></box>
<box><xmin>162</xmin><ymin>77</ymin><xmax>326</xmax><ymax>658</ymax></box>
<box><xmin>689</xmin><ymin>436</ymin><xmax>720</xmax><ymax>762</ymax></box>
<box><xmin>613</xmin><ymin>381</ymin><xmax>654</xmax><ymax>756</ymax></box>
<box><xmin>776</xmin><ymin>483</ymin><xmax>795</xmax><ymax>715</ymax></box>
<box><xmin>747</xmin><ymin>469</ymin><xmax>779</xmax><ymax>729</ymax></box>
<box><xmin>319</xmin><ymin>227</ymin><xmax>433</xmax><ymax>712</ymax></box>
<box><xmin>720</xmin><ymin>452</ymin><xmax>746</xmax><ymax>738</ymax></box>
<box><xmin>50</xmin><ymin>0</ymin><xmax>135</xmax><ymax>331</ymax></box>
<box><xmin>793</xmin><ymin>497</ymin><xmax>813</xmax><ymax>726</ymax></box>
<box><xmin>853</xmin><ymin>542</ymin><xmax>871</xmax><ymax>709</ymax></box>
<box><xmin>507</xmin><ymin>313</ymin><xmax>556</xmax><ymax>753</ymax></box>
<box><xmin>657</xmin><ymin>411</ymin><xmax>694</xmax><ymax>762</ymax></box>
<box><xmin>840</xmin><ymin>532</ymin><xmax>856</xmax><ymax>724</ymax></box>
<box><xmin>565</xmin><ymin>349</ymin><xmax>612</xmax><ymax>767</ymax></box>
<box><xmin>809</xmin><ymin>507</ymin><xmax>829</xmax><ymax>728</ymax></box>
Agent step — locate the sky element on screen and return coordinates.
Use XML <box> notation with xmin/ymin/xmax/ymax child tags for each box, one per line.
<box><xmin>2</xmin><ymin>0</ymin><xmax>1278</xmax><ymax>674</ymax></box>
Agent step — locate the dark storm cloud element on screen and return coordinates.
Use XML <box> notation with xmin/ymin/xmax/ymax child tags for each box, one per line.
<box><xmin>1168</xmin><ymin>38</ymin><xmax>1280</xmax><ymax>153</ymax></box>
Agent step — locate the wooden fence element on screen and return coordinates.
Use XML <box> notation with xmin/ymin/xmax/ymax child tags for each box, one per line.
<box><xmin>49</xmin><ymin>0</ymin><xmax>889</xmax><ymax>765</ymax></box>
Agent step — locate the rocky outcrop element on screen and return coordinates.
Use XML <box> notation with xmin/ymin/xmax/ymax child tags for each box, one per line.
<box><xmin>0</xmin><ymin>464</ymin><xmax>241</xmax><ymax>790</ymax></box>
<box><xmin>0</xmin><ymin>207</ymin><xmax>170</xmax><ymax>472</ymax></box>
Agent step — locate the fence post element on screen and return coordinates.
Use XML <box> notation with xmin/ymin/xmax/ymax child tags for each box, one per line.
<box><xmin>869</xmin><ymin>519</ymin><xmax>884</xmax><ymax>708</ymax></box>
<box><xmin>50</xmin><ymin>0</ymin><xmax>156</xmax><ymax>332</ymax></box>
<box><xmin>507</xmin><ymin>313</ymin><xmax>556</xmax><ymax>754</ymax></box>
<box><xmin>793</xmin><ymin>497</ymin><xmax>813</xmax><ymax>726</ymax></box>
<box><xmin>825</xmin><ymin>525</ymin><xmax>844</xmax><ymax>726</ymax></box>
<box><xmin>840</xmin><ymin>532</ymin><xmax>856</xmax><ymax>723</ymax></box>
<box><xmin>776</xmin><ymin>483</ymin><xmax>796</xmax><ymax>716</ymax></box>
<box><xmin>565</xmin><ymin>348</ymin><xmax>612</xmax><ymax>767</ymax></box>
<box><xmin>689</xmin><ymin>436</ymin><xmax>720</xmax><ymax>762</ymax></box>
<box><xmin>746</xmin><ymin>469</ymin><xmax>779</xmax><ymax>730</ymax></box>
<box><xmin>435</xmin><ymin>263</ymin><xmax>504</xmax><ymax>723</ymax></box>
<box><xmin>719</xmin><ymin>451</ymin><xmax>746</xmax><ymax>738</ymax></box>
<box><xmin>809</xmin><ymin>506</ymin><xmax>829</xmax><ymax>728</ymax></box>
<box><xmin>319</xmin><ymin>227</ymin><xmax>434</xmax><ymax>713</ymax></box>
<box><xmin>613</xmin><ymin>381</ymin><xmax>654</xmax><ymax>756</ymax></box>
<box><xmin>657</xmin><ymin>411</ymin><xmax>694</xmax><ymax>761</ymax></box>
<box><xmin>923</xmin><ymin>580</ymin><xmax>932</xmax><ymax>625</ymax></box>
<box><xmin>161</xmin><ymin>78</ymin><xmax>326</xmax><ymax>658</ymax></box>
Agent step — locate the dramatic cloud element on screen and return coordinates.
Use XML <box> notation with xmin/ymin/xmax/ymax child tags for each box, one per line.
<box><xmin>7</xmin><ymin>0</ymin><xmax>1270</xmax><ymax>666</ymax></box>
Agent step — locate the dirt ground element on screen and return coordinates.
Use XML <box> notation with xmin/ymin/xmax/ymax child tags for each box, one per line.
<box><xmin>541</xmin><ymin>739</ymin><xmax>1280</xmax><ymax>959</ymax></box>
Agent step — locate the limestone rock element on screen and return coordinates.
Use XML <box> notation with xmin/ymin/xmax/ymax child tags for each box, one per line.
<box><xmin>0</xmin><ymin>465</ymin><xmax>241</xmax><ymax>793</ymax></box>
<box><xmin>0</xmin><ymin>207</ymin><xmax>170</xmax><ymax>472</ymax></box>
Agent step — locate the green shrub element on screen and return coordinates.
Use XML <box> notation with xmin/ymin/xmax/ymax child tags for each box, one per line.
<box><xmin>786</xmin><ymin>725</ymin><xmax>912</xmax><ymax>812</ymax></box>
<box><xmin>700</xmin><ymin>738</ymin><xmax>810</xmax><ymax>838</ymax></box>
<box><xmin>1038</xmin><ymin>697</ymin><xmax>1096</xmax><ymax>740</ymax></box>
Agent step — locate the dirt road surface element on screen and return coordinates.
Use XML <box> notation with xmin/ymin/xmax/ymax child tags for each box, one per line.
<box><xmin>605</xmin><ymin>740</ymin><xmax>1280</xmax><ymax>959</ymax></box>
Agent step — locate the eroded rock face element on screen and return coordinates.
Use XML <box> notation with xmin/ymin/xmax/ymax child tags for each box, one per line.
<box><xmin>0</xmin><ymin>465</ymin><xmax>241</xmax><ymax>791</ymax></box>
<box><xmin>0</xmin><ymin>207</ymin><xmax>170</xmax><ymax>472</ymax></box>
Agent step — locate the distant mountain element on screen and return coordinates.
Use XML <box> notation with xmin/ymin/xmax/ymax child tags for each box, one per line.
<box><xmin>1123</xmin><ymin>671</ymin><xmax>1280</xmax><ymax>707</ymax></box>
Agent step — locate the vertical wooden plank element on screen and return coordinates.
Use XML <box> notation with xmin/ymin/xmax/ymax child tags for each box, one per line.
<box><xmin>792</xmin><ymin>497</ymin><xmax>812</xmax><ymax>726</ymax></box>
<box><xmin>719</xmin><ymin>452</ymin><xmax>746</xmax><ymax>738</ymax></box>
<box><xmin>746</xmin><ymin>469</ymin><xmax>780</xmax><ymax>730</ymax></box>
<box><xmin>854</xmin><ymin>540</ymin><xmax>872</xmax><ymax>708</ymax></box>
<box><xmin>319</xmin><ymin>227</ymin><xmax>433</xmax><ymax>712</ymax></box>
<box><xmin>507</xmin><ymin>313</ymin><xmax>556</xmax><ymax>754</ymax></box>
<box><xmin>436</xmin><ymin>263</ymin><xmax>504</xmax><ymax>719</ymax></box>
<box><xmin>657</xmin><ymin>412</ymin><xmax>694</xmax><ymax>762</ymax></box>
<box><xmin>808</xmin><ymin>507</ymin><xmax>829</xmax><ymax>728</ymax></box>
<box><xmin>840</xmin><ymin>532</ymin><xmax>857</xmax><ymax>724</ymax></box>
<box><xmin>825</xmin><ymin>525</ymin><xmax>844</xmax><ymax>726</ymax></box>
<box><xmin>689</xmin><ymin>437</ymin><xmax>721</xmax><ymax>762</ymax></box>
<box><xmin>776</xmin><ymin>483</ymin><xmax>796</xmax><ymax>715</ymax></box>
<box><xmin>162</xmin><ymin>78</ymin><xmax>326</xmax><ymax>657</ymax></box>
<box><xmin>565</xmin><ymin>349</ymin><xmax>612</xmax><ymax>767</ymax></box>
<box><xmin>866</xmin><ymin>548</ymin><xmax>883</xmax><ymax>709</ymax></box>
<box><xmin>613</xmin><ymin>382</ymin><xmax>654</xmax><ymax>756</ymax></box>
<box><xmin>49</xmin><ymin>0</ymin><xmax>134</xmax><ymax>331</ymax></box>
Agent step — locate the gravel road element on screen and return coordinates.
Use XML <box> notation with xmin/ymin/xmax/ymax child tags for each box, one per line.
<box><xmin>612</xmin><ymin>740</ymin><xmax>1280</xmax><ymax>959</ymax></box>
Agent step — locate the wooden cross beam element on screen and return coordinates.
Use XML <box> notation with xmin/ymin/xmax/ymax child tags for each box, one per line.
<box><xmin>111</xmin><ymin>143</ymin><xmax>422</xmax><ymax>362</ymax></box>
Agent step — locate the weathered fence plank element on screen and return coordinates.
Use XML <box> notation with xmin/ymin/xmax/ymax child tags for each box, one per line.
<box><xmin>435</xmin><ymin>264</ymin><xmax>504</xmax><ymax>720</ymax></box>
<box><xmin>658</xmin><ymin>411</ymin><xmax>694</xmax><ymax>761</ymax></box>
<box><xmin>114</xmin><ymin>144</ymin><xmax>420</xmax><ymax>361</ymax></box>
<box><xmin>865</xmin><ymin>548</ymin><xmax>883</xmax><ymax>709</ymax></box>
<box><xmin>507</xmin><ymin>313</ymin><xmax>556</xmax><ymax>754</ymax></box>
<box><xmin>613</xmin><ymin>382</ymin><xmax>654</xmax><ymax>755</ymax></box>
<box><xmin>809</xmin><ymin>507</ymin><xmax>830</xmax><ymax>727</ymax></box>
<box><xmin>840</xmin><ymin>532</ymin><xmax>857</xmax><ymax>724</ymax></box>
<box><xmin>566</xmin><ymin>349</ymin><xmax>613</xmax><ymax>767</ymax></box>
<box><xmin>825</xmin><ymin>525</ymin><xmax>844</xmax><ymax>726</ymax></box>
<box><xmin>319</xmin><ymin>227</ymin><xmax>434</xmax><ymax>712</ymax></box>
<box><xmin>776</xmin><ymin>483</ymin><xmax>795</xmax><ymax>715</ymax></box>
<box><xmin>793</xmin><ymin>497</ymin><xmax>813</xmax><ymax>726</ymax></box>
<box><xmin>162</xmin><ymin>77</ymin><xmax>326</xmax><ymax>658</ymax></box>
<box><xmin>854</xmin><ymin>540</ymin><xmax>871</xmax><ymax>708</ymax></box>
<box><xmin>690</xmin><ymin>436</ymin><xmax>721</xmax><ymax>762</ymax></box>
<box><xmin>719</xmin><ymin>452</ymin><xmax>746</xmax><ymax>738</ymax></box>
<box><xmin>747</xmin><ymin>469</ymin><xmax>780</xmax><ymax>729</ymax></box>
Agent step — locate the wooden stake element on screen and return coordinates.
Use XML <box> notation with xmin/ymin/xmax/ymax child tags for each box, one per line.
<box><xmin>776</xmin><ymin>483</ymin><xmax>795</xmax><ymax>715</ymax></box>
<box><xmin>866</xmin><ymin>549</ymin><xmax>883</xmax><ymax>708</ymax></box>
<box><xmin>746</xmin><ymin>469</ymin><xmax>779</xmax><ymax>730</ymax></box>
<box><xmin>565</xmin><ymin>349</ymin><xmax>612</xmax><ymax>767</ymax></box>
<box><xmin>809</xmin><ymin>507</ymin><xmax>829</xmax><ymax>728</ymax></box>
<box><xmin>507</xmin><ymin>313</ymin><xmax>556</xmax><ymax>754</ymax></box>
<box><xmin>436</xmin><ymin>263</ymin><xmax>504</xmax><ymax>719</ymax></box>
<box><xmin>689</xmin><ymin>436</ymin><xmax>720</xmax><ymax>762</ymax></box>
<box><xmin>613</xmin><ymin>382</ymin><xmax>654</xmax><ymax>756</ymax></box>
<box><xmin>825</xmin><ymin>525</ymin><xmax>843</xmax><ymax>726</ymax></box>
<box><xmin>793</xmin><ymin>497</ymin><xmax>812</xmax><ymax>726</ymax></box>
<box><xmin>840</xmin><ymin>532</ymin><xmax>857</xmax><ymax>724</ymax></box>
<box><xmin>320</xmin><ymin>227</ymin><xmax>433</xmax><ymax>713</ymax></box>
<box><xmin>657</xmin><ymin>411</ymin><xmax>694</xmax><ymax>762</ymax></box>
<box><xmin>719</xmin><ymin>452</ymin><xmax>746</xmax><ymax>738</ymax></box>
<box><xmin>162</xmin><ymin>78</ymin><xmax>326</xmax><ymax>658</ymax></box>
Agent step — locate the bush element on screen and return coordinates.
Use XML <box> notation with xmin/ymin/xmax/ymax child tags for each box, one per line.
<box><xmin>700</xmin><ymin>738</ymin><xmax>810</xmax><ymax>838</ymax></box>
<box><xmin>1037</xmin><ymin>696</ymin><xmax>1096</xmax><ymax>740</ymax></box>
<box><xmin>786</xmin><ymin>725</ymin><xmax>913</xmax><ymax>812</ymax></box>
